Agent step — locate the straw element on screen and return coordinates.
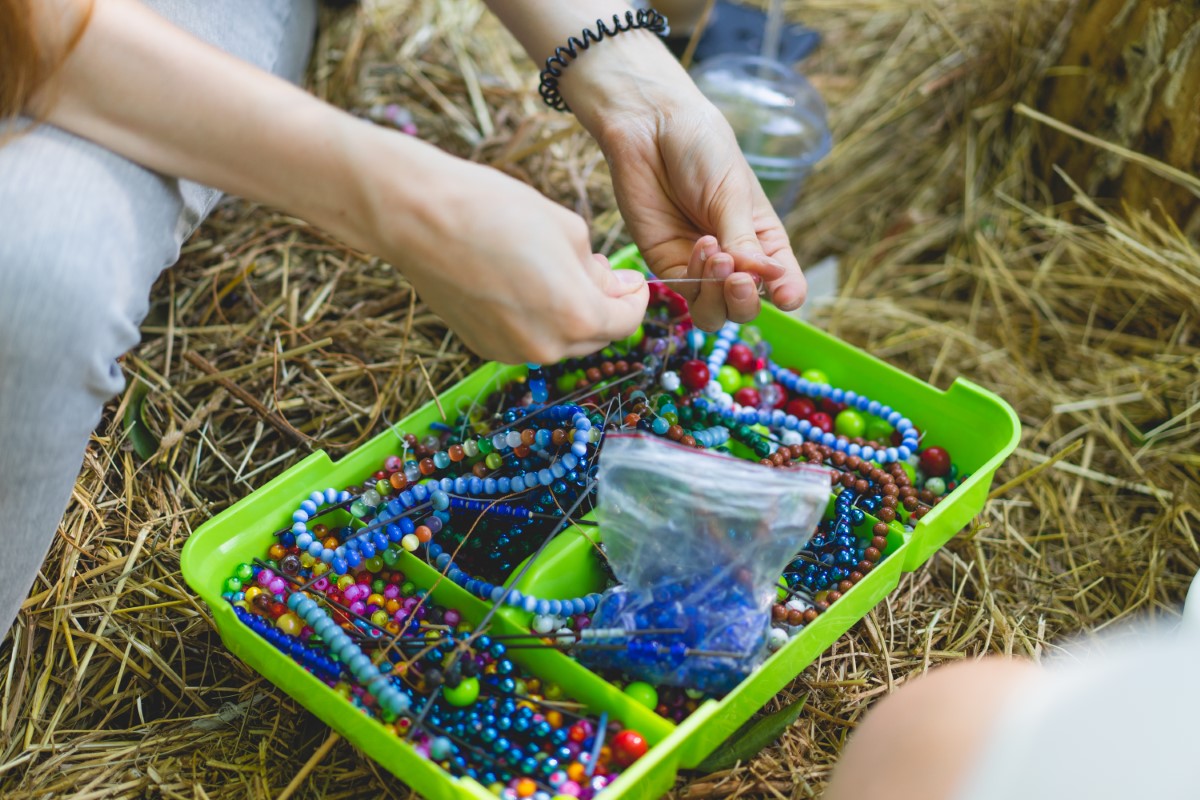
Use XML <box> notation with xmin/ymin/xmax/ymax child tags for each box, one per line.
<box><xmin>2</xmin><ymin>0</ymin><xmax>1196</xmax><ymax>797</ymax></box>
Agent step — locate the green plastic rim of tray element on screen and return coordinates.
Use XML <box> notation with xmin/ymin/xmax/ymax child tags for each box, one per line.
<box><xmin>181</xmin><ymin>244</ymin><xmax>1021</xmax><ymax>800</ymax></box>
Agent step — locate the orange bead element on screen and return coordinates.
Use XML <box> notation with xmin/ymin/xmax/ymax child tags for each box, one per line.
<box><xmin>312</xmin><ymin>524</ymin><xmax>328</xmax><ymax>537</ymax></box>
<box><xmin>390</xmin><ymin>472</ymin><xmax>407</xmax><ymax>490</ymax></box>
<box><xmin>415</xmin><ymin>525</ymin><xmax>432</xmax><ymax>543</ymax></box>
<box><xmin>516</xmin><ymin>778</ymin><xmax>536</xmax><ymax>798</ymax></box>
<box><xmin>323</xmin><ymin>536</ymin><xmax>339</xmax><ymax>550</ymax></box>
<box><xmin>520</xmin><ymin>429</ymin><xmax>536</xmax><ymax>446</ymax></box>
<box><xmin>567</xmin><ymin>763</ymin><xmax>586</xmax><ymax>782</ymax></box>
<box><xmin>268</xmin><ymin>543</ymin><xmax>287</xmax><ymax>560</ymax></box>
<box><xmin>385</xmin><ymin>599</ymin><xmax>401</xmax><ymax>614</ymax></box>
<box><xmin>419</xmin><ymin>458</ymin><xmax>436</xmax><ymax>476</ymax></box>
<box><xmin>448</xmin><ymin>444</ymin><xmax>465</xmax><ymax>462</ymax></box>
<box><xmin>513</xmin><ymin>445</ymin><xmax>531</xmax><ymax>458</ymax></box>
<box><xmin>546</xmin><ymin>711</ymin><xmax>562</xmax><ymax>728</ymax></box>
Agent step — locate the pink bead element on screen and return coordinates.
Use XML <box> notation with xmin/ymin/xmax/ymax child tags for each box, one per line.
<box><xmin>268</xmin><ymin>578</ymin><xmax>286</xmax><ymax>595</ymax></box>
<box><xmin>574</xmin><ymin>615</ymin><xmax>591</xmax><ymax>630</ymax></box>
<box><xmin>383</xmin><ymin>584</ymin><xmax>400</xmax><ymax>599</ymax></box>
<box><xmin>443</xmin><ymin>609</ymin><xmax>461</xmax><ymax>627</ymax></box>
<box><xmin>312</xmin><ymin>577</ymin><xmax>330</xmax><ymax>592</ymax></box>
<box><xmin>384</xmin><ymin>455</ymin><xmax>403</xmax><ymax>472</ymax></box>
<box><xmin>393</xmin><ymin>610</ymin><xmax>409</xmax><ymax>624</ymax></box>
<box><xmin>256</xmin><ymin>569</ymin><xmax>275</xmax><ymax>587</ymax></box>
<box><xmin>558</xmin><ymin>781</ymin><xmax>582</xmax><ymax>797</ymax></box>
<box><xmin>350</xmin><ymin>601</ymin><xmax>366</xmax><ymax>616</ymax></box>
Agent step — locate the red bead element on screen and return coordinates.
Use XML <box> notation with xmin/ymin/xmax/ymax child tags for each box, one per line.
<box><xmin>726</xmin><ymin>343</ymin><xmax>754</xmax><ymax>373</ymax></box>
<box><xmin>809</xmin><ymin>412</ymin><xmax>834</xmax><ymax>434</ymax></box>
<box><xmin>821</xmin><ymin>398</ymin><xmax>847</xmax><ymax>415</ymax></box>
<box><xmin>680</xmin><ymin>360</ymin><xmax>710</xmax><ymax>391</ymax></box>
<box><xmin>786</xmin><ymin>398</ymin><xmax>816</xmax><ymax>419</ymax></box>
<box><xmin>733</xmin><ymin>387</ymin><xmax>761</xmax><ymax>407</ymax></box>
<box><xmin>610</xmin><ymin>730</ymin><xmax>648</xmax><ymax>767</ymax></box>
<box><xmin>894</xmin><ymin>424</ymin><xmax>920</xmax><ymax>447</ymax></box>
<box><xmin>919</xmin><ymin>446</ymin><xmax>951</xmax><ymax>477</ymax></box>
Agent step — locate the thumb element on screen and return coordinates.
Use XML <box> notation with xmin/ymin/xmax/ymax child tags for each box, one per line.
<box><xmin>590</xmin><ymin>253</ymin><xmax>647</xmax><ymax>298</ymax></box>
<box><xmin>585</xmin><ymin>254</ymin><xmax>649</xmax><ymax>340</ymax></box>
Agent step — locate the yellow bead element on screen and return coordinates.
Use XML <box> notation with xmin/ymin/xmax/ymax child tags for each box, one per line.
<box><xmin>233</xmin><ymin>600</ymin><xmax>250</xmax><ymax>611</ymax></box>
<box><xmin>276</xmin><ymin>613</ymin><xmax>303</xmax><ymax>636</ymax></box>
<box><xmin>337</xmin><ymin>575</ymin><xmax>355</xmax><ymax>591</ymax></box>
<box><xmin>243</xmin><ymin>586</ymin><xmax>263</xmax><ymax>602</ymax></box>
<box><xmin>367</xmin><ymin>593</ymin><xmax>385</xmax><ymax>607</ymax></box>
<box><xmin>401</xmin><ymin>534</ymin><xmax>419</xmax><ymax>552</ymax></box>
<box><xmin>311</xmin><ymin>561</ymin><xmax>329</xmax><ymax>576</ymax></box>
<box><xmin>299</xmin><ymin>553</ymin><xmax>316</xmax><ymax>568</ymax></box>
<box><xmin>370</xmin><ymin>610</ymin><xmax>389</xmax><ymax>627</ymax></box>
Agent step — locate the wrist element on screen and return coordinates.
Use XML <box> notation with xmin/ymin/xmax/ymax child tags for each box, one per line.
<box><xmin>554</xmin><ymin>31</ymin><xmax>706</xmax><ymax>144</ymax></box>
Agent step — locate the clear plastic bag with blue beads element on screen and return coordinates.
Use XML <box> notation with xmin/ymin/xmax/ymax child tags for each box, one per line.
<box><xmin>580</xmin><ymin>434</ymin><xmax>830</xmax><ymax>694</ymax></box>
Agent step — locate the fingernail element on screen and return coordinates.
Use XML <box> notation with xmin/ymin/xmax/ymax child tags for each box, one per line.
<box><xmin>614</xmin><ymin>270</ymin><xmax>646</xmax><ymax>289</ymax></box>
<box><xmin>700</xmin><ymin>237</ymin><xmax>719</xmax><ymax>262</ymax></box>
<box><xmin>730</xmin><ymin>276</ymin><xmax>755</xmax><ymax>301</ymax></box>
<box><xmin>711</xmin><ymin>256</ymin><xmax>733</xmax><ymax>280</ymax></box>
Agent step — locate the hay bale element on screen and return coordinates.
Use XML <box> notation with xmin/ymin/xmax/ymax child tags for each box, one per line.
<box><xmin>0</xmin><ymin>0</ymin><xmax>1195</xmax><ymax>797</ymax></box>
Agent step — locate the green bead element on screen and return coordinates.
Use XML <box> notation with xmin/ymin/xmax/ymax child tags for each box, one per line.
<box><xmin>717</xmin><ymin>366</ymin><xmax>742</xmax><ymax>394</ymax></box>
<box><xmin>364</xmin><ymin>556</ymin><xmax>383</xmax><ymax>572</ymax></box>
<box><xmin>662</xmin><ymin>412</ymin><xmax>679</xmax><ymax>426</ymax></box>
<box><xmin>556</xmin><ymin>371</ymin><xmax>582</xmax><ymax>394</ymax></box>
<box><xmin>381</xmin><ymin>546</ymin><xmax>402</xmax><ymax>567</ymax></box>
<box><xmin>740</xmin><ymin>325</ymin><xmax>763</xmax><ymax>346</ymax></box>
<box><xmin>948</xmin><ymin>463</ymin><xmax>959</xmax><ymax>480</ymax></box>
<box><xmin>865</xmin><ymin>418</ymin><xmax>894</xmax><ymax>444</ymax></box>
<box><xmin>615</xmin><ymin>324</ymin><xmax>645</xmax><ymax>353</ymax></box>
<box><xmin>679</xmin><ymin>407</ymin><xmax>694</xmax><ymax>423</ymax></box>
<box><xmin>835</xmin><ymin>410</ymin><xmax>867</xmax><ymax>438</ymax></box>
<box><xmin>542</xmin><ymin>682</ymin><xmax>563</xmax><ymax>700</ymax></box>
<box><xmin>751</xmin><ymin>424</ymin><xmax>770</xmax><ymax>437</ymax></box>
<box><xmin>375</xmin><ymin>479</ymin><xmax>391</xmax><ymax>496</ymax></box>
<box><xmin>801</xmin><ymin>368</ymin><xmax>829</xmax><ymax>385</ymax></box>
<box><xmin>372</xmin><ymin>578</ymin><xmax>386</xmax><ymax>594</ymax></box>
<box><xmin>777</xmin><ymin>578</ymin><xmax>789</xmax><ymax>602</ymax></box>
<box><xmin>350</xmin><ymin>500</ymin><xmax>368</xmax><ymax>518</ymax></box>
<box><xmin>925</xmin><ymin>477</ymin><xmax>947</xmax><ymax>497</ymax></box>
<box><xmin>478</xmin><ymin>437</ymin><xmax>493</xmax><ymax>455</ymax></box>
<box><xmin>623</xmin><ymin>681</ymin><xmax>659</xmax><ymax>709</ymax></box>
<box><xmin>443</xmin><ymin>677</ymin><xmax>480</xmax><ymax>707</ymax></box>
<box><xmin>740</xmin><ymin>373</ymin><xmax>758</xmax><ymax>390</ymax></box>
<box><xmin>235</xmin><ymin>563</ymin><xmax>255</xmax><ymax>582</ymax></box>
<box><xmin>401</xmin><ymin>581</ymin><xmax>415</xmax><ymax>596</ymax></box>
<box><xmin>485</xmin><ymin>452</ymin><xmax>503</xmax><ymax>470</ymax></box>
<box><xmin>224</xmin><ymin>577</ymin><xmax>242</xmax><ymax>594</ymax></box>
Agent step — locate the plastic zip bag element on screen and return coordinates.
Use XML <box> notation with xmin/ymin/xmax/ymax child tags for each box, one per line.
<box><xmin>580</xmin><ymin>434</ymin><xmax>830</xmax><ymax>693</ymax></box>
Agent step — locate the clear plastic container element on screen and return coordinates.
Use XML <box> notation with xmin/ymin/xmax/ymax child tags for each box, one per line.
<box><xmin>690</xmin><ymin>55</ymin><xmax>831</xmax><ymax>215</ymax></box>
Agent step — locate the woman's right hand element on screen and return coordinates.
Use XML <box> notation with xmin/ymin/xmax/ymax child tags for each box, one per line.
<box><xmin>338</xmin><ymin>124</ymin><xmax>649</xmax><ymax>365</ymax></box>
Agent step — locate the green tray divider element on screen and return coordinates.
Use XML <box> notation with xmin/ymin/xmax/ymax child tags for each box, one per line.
<box><xmin>180</xmin><ymin>245</ymin><xmax>1020</xmax><ymax>800</ymax></box>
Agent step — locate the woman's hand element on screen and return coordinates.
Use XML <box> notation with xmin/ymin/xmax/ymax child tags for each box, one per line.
<box><xmin>486</xmin><ymin>3</ymin><xmax>809</xmax><ymax>332</ymax></box>
<box><xmin>597</xmin><ymin>100</ymin><xmax>807</xmax><ymax>331</ymax></box>
<box><xmin>341</xmin><ymin>129</ymin><xmax>649</xmax><ymax>364</ymax></box>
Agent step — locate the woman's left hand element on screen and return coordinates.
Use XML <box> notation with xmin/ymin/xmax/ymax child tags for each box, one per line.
<box><xmin>595</xmin><ymin>98</ymin><xmax>807</xmax><ymax>331</ymax></box>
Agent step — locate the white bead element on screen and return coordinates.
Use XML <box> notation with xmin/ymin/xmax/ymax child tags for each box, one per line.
<box><xmin>660</xmin><ymin>371</ymin><xmax>681</xmax><ymax>391</ymax></box>
<box><xmin>767</xmin><ymin>628</ymin><xmax>789</xmax><ymax>651</ymax></box>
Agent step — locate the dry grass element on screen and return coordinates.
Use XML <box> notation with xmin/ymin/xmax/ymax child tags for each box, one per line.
<box><xmin>2</xmin><ymin>0</ymin><xmax>1197</xmax><ymax>797</ymax></box>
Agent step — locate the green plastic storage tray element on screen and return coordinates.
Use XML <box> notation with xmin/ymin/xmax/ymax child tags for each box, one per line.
<box><xmin>181</xmin><ymin>245</ymin><xmax>1020</xmax><ymax>800</ymax></box>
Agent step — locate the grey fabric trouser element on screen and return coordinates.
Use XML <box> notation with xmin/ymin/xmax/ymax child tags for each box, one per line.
<box><xmin>0</xmin><ymin>0</ymin><xmax>319</xmax><ymax>640</ymax></box>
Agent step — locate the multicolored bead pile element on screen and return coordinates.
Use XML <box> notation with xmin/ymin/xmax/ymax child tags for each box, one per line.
<box><xmin>221</xmin><ymin>279</ymin><xmax>970</xmax><ymax>794</ymax></box>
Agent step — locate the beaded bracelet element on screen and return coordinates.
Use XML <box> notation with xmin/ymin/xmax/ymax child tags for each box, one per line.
<box><xmin>538</xmin><ymin>8</ymin><xmax>670</xmax><ymax>112</ymax></box>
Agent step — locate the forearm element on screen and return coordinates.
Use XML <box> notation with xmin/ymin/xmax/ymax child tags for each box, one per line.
<box><xmin>484</xmin><ymin>0</ymin><xmax>701</xmax><ymax>138</ymax></box>
<box><xmin>28</xmin><ymin>0</ymin><xmax>441</xmax><ymax>249</ymax></box>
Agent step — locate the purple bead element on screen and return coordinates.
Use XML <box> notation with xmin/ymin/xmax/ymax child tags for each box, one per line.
<box><xmin>443</xmin><ymin>609</ymin><xmax>461</xmax><ymax>627</ymax></box>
